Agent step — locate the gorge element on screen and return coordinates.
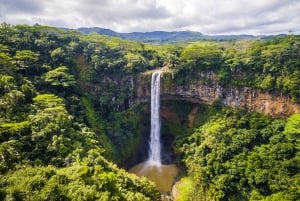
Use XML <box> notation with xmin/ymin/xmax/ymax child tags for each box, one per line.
<box><xmin>127</xmin><ymin>69</ymin><xmax>300</xmax><ymax>198</ymax></box>
<box><xmin>1</xmin><ymin>24</ymin><xmax>299</xmax><ymax>201</ymax></box>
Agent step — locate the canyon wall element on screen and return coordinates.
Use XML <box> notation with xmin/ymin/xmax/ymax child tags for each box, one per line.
<box><xmin>135</xmin><ymin>72</ymin><xmax>300</xmax><ymax>117</ymax></box>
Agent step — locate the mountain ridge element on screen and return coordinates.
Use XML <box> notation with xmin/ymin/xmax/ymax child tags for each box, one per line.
<box><xmin>77</xmin><ymin>27</ymin><xmax>261</xmax><ymax>43</ymax></box>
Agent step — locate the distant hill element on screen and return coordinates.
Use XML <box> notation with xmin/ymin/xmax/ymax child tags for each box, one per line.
<box><xmin>77</xmin><ymin>27</ymin><xmax>258</xmax><ymax>43</ymax></box>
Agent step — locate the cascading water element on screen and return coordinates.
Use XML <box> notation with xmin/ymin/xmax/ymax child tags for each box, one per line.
<box><xmin>147</xmin><ymin>71</ymin><xmax>162</xmax><ymax>165</ymax></box>
<box><xmin>128</xmin><ymin>70</ymin><xmax>178</xmax><ymax>193</ymax></box>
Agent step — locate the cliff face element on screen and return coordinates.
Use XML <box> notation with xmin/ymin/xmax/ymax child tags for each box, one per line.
<box><xmin>136</xmin><ymin>72</ymin><xmax>300</xmax><ymax>117</ymax></box>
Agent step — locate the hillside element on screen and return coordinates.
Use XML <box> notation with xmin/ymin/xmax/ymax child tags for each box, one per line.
<box><xmin>0</xmin><ymin>23</ymin><xmax>299</xmax><ymax>201</ymax></box>
<box><xmin>77</xmin><ymin>27</ymin><xmax>258</xmax><ymax>43</ymax></box>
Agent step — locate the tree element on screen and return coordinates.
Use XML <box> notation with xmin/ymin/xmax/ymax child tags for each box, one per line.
<box><xmin>50</xmin><ymin>47</ymin><xmax>66</xmax><ymax>65</ymax></box>
<box><xmin>0</xmin><ymin>74</ymin><xmax>16</xmax><ymax>95</ymax></box>
<box><xmin>282</xmin><ymin>71</ymin><xmax>300</xmax><ymax>103</ymax></box>
<box><xmin>0</xmin><ymin>53</ymin><xmax>17</xmax><ymax>75</ymax></box>
<box><xmin>29</xmin><ymin>94</ymin><xmax>73</xmax><ymax>164</ymax></box>
<box><xmin>44</xmin><ymin>66</ymin><xmax>76</xmax><ymax>88</ymax></box>
<box><xmin>284</xmin><ymin>114</ymin><xmax>300</xmax><ymax>149</ymax></box>
<box><xmin>14</xmin><ymin>50</ymin><xmax>39</xmax><ymax>75</ymax></box>
<box><xmin>124</xmin><ymin>52</ymin><xmax>148</xmax><ymax>73</ymax></box>
<box><xmin>0</xmin><ymin>140</ymin><xmax>22</xmax><ymax>173</ymax></box>
<box><xmin>259</xmin><ymin>74</ymin><xmax>275</xmax><ymax>90</ymax></box>
<box><xmin>180</xmin><ymin>42</ymin><xmax>222</xmax><ymax>71</ymax></box>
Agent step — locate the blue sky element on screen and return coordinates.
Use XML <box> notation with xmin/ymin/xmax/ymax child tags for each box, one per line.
<box><xmin>1</xmin><ymin>0</ymin><xmax>299</xmax><ymax>35</ymax></box>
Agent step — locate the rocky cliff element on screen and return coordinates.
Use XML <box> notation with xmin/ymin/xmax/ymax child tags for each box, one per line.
<box><xmin>136</xmin><ymin>71</ymin><xmax>300</xmax><ymax>117</ymax></box>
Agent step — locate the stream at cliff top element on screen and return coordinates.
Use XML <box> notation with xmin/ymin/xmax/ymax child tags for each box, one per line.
<box><xmin>128</xmin><ymin>163</ymin><xmax>178</xmax><ymax>193</ymax></box>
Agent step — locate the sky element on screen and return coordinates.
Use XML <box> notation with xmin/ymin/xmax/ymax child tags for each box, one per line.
<box><xmin>1</xmin><ymin>0</ymin><xmax>300</xmax><ymax>35</ymax></box>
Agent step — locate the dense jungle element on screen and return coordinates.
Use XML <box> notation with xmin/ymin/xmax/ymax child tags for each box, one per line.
<box><xmin>0</xmin><ymin>23</ymin><xmax>299</xmax><ymax>201</ymax></box>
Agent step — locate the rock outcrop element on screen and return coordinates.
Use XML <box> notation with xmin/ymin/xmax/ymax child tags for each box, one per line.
<box><xmin>136</xmin><ymin>72</ymin><xmax>300</xmax><ymax>117</ymax></box>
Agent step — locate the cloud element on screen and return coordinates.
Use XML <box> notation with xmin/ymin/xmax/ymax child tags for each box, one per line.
<box><xmin>69</xmin><ymin>0</ymin><xmax>171</xmax><ymax>31</ymax></box>
<box><xmin>0</xmin><ymin>0</ymin><xmax>43</xmax><ymax>14</ymax></box>
<box><xmin>0</xmin><ymin>0</ymin><xmax>299</xmax><ymax>35</ymax></box>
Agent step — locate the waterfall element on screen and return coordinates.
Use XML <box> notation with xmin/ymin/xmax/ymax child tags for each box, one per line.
<box><xmin>129</xmin><ymin>71</ymin><xmax>179</xmax><ymax>191</ymax></box>
<box><xmin>147</xmin><ymin>71</ymin><xmax>162</xmax><ymax>166</ymax></box>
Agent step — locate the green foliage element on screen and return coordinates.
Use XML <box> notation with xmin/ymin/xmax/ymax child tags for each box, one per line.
<box><xmin>175</xmin><ymin>177</ymin><xmax>195</xmax><ymax>201</ymax></box>
<box><xmin>0</xmin><ymin>74</ymin><xmax>32</xmax><ymax>123</ymax></box>
<box><xmin>14</xmin><ymin>50</ymin><xmax>39</xmax><ymax>62</ymax></box>
<box><xmin>182</xmin><ymin>109</ymin><xmax>300</xmax><ymax>200</ymax></box>
<box><xmin>81</xmin><ymin>97</ymin><xmax>114</xmax><ymax>158</ymax></box>
<box><xmin>0</xmin><ymin>140</ymin><xmax>22</xmax><ymax>173</ymax></box>
<box><xmin>281</xmin><ymin>70</ymin><xmax>300</xmax><ymax>102</ymax></box>
<box><xmin>44</xmin><ymin>66</ymin><xmax>76</xmax><ymax>88</ymax></box>
<box><xmin>50</xmin><ymin>47</ymin><xmax>66</xmax><ymax>64</ymax></box>
<box><xmin>259</xmin><ymin>74</ymin><xmax>275</xmax><ymax>90</ymax></box>
<box><xmin>0</xmin><ymin>23</ymin><xmax>163</xmax><ymax>199</ymax></box>
<box><xmin>0</xmin><ymin>121</ymin><xmax>30</xmax><ymax>139</ymax></box>
<box><xmin>234</xmin><ymin>36</ymin><xmax>300</xmax><ymax>100</ymax></box>
<box><xmin>173</xmin><ymin>35</ymin><xmax>300</xmax><ymax>101</ymax></box>
<box><xmin>0</xmin><ymin>53</ymin><xmax>17</xmax><ymax>75</ymax></box>
<box><xmin>0</xmin><ymin>159</ymin><xmax>159</xmax><ymax>201</ymax></box>
<box><xmin>105</xmin><ymin>106</ymin><xmax>144</xmax><ymax>162</ymax></box>
<box><xmin>124</xmin><ymin>52</ymin><xmax>149</xmax><ymax>73</ymax></box>
<box><xmin>284</xmin><ymin>114</ymin><xmax>300</xmax><ymax>149</ymax></box>
<box><xmin>180</xmin><ymin>42</ymin><xmax>223</xmax><ymax>72</ymax></box>
<box><xmin>29</xmin><ymin>95</ymin><xmax>73</xmax><ymax>159</ymax></box>
<box><xmin>0</xmin><ymin>74</ymin><xmax>16</xmax><ymax>95</ymax></box>
<box><xmin>14</xmin><ymin>50</ymin><xmax>39</xmax><ymax>74</ymax></box>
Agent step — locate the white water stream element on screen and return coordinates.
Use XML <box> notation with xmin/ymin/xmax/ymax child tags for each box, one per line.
<box><xmin>147</xmin><ymin>71</ymin><xmax>162</xmax><ymax>165</ymax></box>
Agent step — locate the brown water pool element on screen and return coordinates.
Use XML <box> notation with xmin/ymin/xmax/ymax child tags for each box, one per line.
<box><xmin>128</xmin><ymin>162</ymin><xmax>178</xmax><ymax>193</ymax></box>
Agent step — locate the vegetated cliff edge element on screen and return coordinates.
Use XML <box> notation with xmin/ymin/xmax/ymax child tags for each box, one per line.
<box><xmin>136</xmin><ymin>71</ymin><xmax>300</xmax><ymax>117</ymax></box>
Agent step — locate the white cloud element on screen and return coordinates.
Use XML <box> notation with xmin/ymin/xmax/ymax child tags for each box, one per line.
<box><xmin>0</xmin><ymin>0</ymin><xmax>299</xmax><ymax>35</ymax></box>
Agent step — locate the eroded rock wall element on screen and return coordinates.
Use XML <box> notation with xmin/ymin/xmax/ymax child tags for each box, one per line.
<box><xmin>135</xmin><ymin>72</ymin><xmax>300</xmax><ymax>117</ymax></box>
